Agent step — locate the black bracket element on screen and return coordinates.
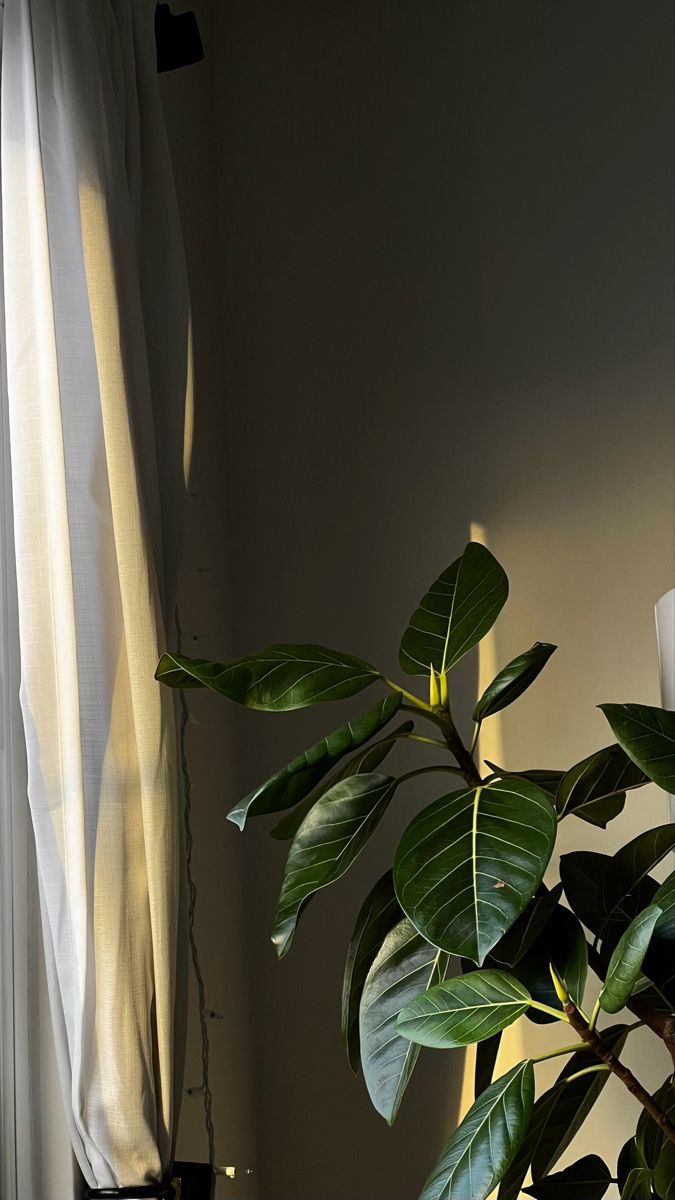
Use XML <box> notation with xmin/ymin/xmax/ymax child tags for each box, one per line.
<box><xmin>154</xmin><ymin>4</ymin><xmax>204</xmax><ymax>73</ymax></box>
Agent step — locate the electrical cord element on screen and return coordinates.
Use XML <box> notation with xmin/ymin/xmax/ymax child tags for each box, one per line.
<box><xmin>175</xmin><ymin>607</ymin><xmax>216</xmax><ymax>1182</ymax></box>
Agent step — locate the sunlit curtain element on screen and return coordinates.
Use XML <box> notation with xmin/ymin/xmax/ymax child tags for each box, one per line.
<box><xmin>0</xmin><ymin>0</ymin><xmax>189</xmax><ymax>1190</ymax></box>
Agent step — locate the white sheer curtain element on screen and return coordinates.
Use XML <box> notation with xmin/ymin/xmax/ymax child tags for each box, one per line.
<box><xmin>1</xmin><ymin>0</ymin><xmax>189</xmax><ymax>1191</ymax></box>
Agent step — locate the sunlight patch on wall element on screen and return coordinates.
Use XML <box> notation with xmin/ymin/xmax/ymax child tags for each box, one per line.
<box><xmin>455</xmin><ymin>524</ymin><xmax>528</xmax><ymax>1128</ymax></box>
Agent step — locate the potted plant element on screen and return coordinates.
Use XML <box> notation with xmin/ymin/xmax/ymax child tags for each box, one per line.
<box><xmin>158</xmin><ymin>542</ymin><xmax>675</xmax><ymax>1199</ymax></box>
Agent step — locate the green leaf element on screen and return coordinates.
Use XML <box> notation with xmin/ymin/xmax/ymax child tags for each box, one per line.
<box><xmin>654</xmin><ymin>1140</ymin><xmax>675</xmax><ymax>1199</ymax></box>
<box><xmin>600</xmin><ymin>703</ymin><xmax>675</xmax><ymax>793</ymax></box>
<box><xmin>560</xmin><ymin>851</ymin><xmax>611</xmax><ymax>935</ymax></box>
<box><xmin>637</xmin><ymin>1078</ymin><xmax>675</xmax><ymax>1168</ymax></box>
<box><xmin>556</xmin><ymin>743</ymin><xmax>647</xmax><ymax>828</ymax></box>
<box><xmin>359</xmin><ymin>918</ymin><xmax>448</xmax><ymax>1124</ymax></box>
<box><xmin>484</xmin><ymin>763</ymin><xmax>564</xmax><ymax>798</ymax></box>
<box><xmin>599</xmin><ymin>905</ymin><xmax>662</xmax><ymax>1014</ymax></box>
<box><xmin>547</xmin><ymin>904</ymin><xmax>588</xmax><ymax>1007</ymax></box>
<box><xmin>394</xmin><ymin>779</ymin><xmax>556</xmax><ymax>964</ymax></box>
<box><xmin>269</xmin><ymin>719</ymin><xmax>412</xmax><ymax>840</ymax></box>
<box><xmin>271</xmin><ymin>773</ymin><xmax>395</xmax><ymax>957</ymax></box>
<box><xmin>617</xmin><ymin>1138</ymin><xmax>648</xmax><ymax>1191</ymax></box>
<box><xmin>600</xmin><ymin>825</ymin><xmax>675</xmax><ymax>946</ymax></box>
<box><xmin>642</xmin><ymin>871</ymin><xmax>675</xmax><ymax>1005</ymax></box>
<box><xmin>399</xmin><ymin>542</ymin><xmax>509</xmax><ymax>677</ymax></box>
<box><xmin>490</xmin><ymin>883</ymin><xmax>564</xmax><ymax>967</ymax></box>
<box><xmin>505</xmin><ymin>944</ymin><xmax>560</xmax><ymax>1025</ymax></box>
<box><xmin>228</xmin><ymin>694</ymin><xmax>401</xmax><ymax>829</ymax></box>
<box><xmin>503</xmin><ymin>905</ymin><xmax>587</xmax><ymax>1024</ymax></box>
<box><xmin>475</xmin><ymin>1032</ymin><xmax>502</xmax><ymax>1098</ymax></box>
<box><xmin>652</xmin><ymin>870</ymin><xmax>675</xmax><ymax>938</ymax></box>
<box><xmin>473</xmin><ymin>642</ymin><xmax>556</xmax><ymax>722</ymax></box>
<box><xmin>498</xmin><ymin>1026</ymin><xmax>628</xmax><ymax>1198</ymax></box>
<box><xmin>571</xmin><ymin>791</ymin><xmax>626</xmax><ymax>828</ymax></box>
<box><xmin>156</xmin><ymin>644</ymin><xmax>380</xmax><ymax>710</ymax></box>
<box><xmin>524</xmin><ymin>1155</ymin><xmax>611</xmax><ymax>1199</ymax></box>
<box><xmin>419</xmin><ymin>1060</ymin><xmax>534</xmax><ymax>1200</ymax></box>
<box><xmin>620</xmin><ymin>1167</ymin><xmax>653</xmax><ymax>1200</ymax></box>
<box><xmin>341</xmin><ymin>871</ymin><xmax>401</xmax><ymax>1073</ymax></box>
<box><xmin>397</xmin><ymin>969</ymin><xmax>530</xmax><ymax>1049</ymax></box>
<box><xmin>618</xmin><ymin>1138</ymin><xmax>647</xmax><ymax>1183</ymax></box>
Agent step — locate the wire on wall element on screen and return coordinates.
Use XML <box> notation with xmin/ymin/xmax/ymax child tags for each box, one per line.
<box><xmin>175</xmin><ymin>606</ymin><xmax>216</xmax><ymax>1183</ymax></box>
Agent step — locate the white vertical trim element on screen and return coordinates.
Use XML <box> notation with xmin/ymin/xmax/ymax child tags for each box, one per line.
<box><xmin>656</xmin><ymin>588</ymin><xmax>675</xmax><ymax>821</ymax></box>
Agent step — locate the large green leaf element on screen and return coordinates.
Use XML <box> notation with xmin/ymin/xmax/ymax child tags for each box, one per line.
<box><xmin>637</xmin><ymin>1078</ymin><xmax>675</xmax><ymax>1168</ymax></box>
<box><xmin>654</xmin><ymin>1140</ymin><xmax>675</xmax><ymax>1199</ymax></box>
<box><xmin>571</xmin><ymin>791</ymin><xmax>626</xmax><ymax>828</ymax></box>
<box><xmin>271</xmin><ymin>773</ymin><xmax>395</xmax><ymax>957</ymax></box>
<box><xmin>359</xmin><ymin>918</ymin><xmax>448</xmax><ymax>1124</ymax></box>
<box><xmin>156</xmin><ymin>644</ymin><xmax>380</xmax><ymax>710</ymax></box>
<box><xmin>643</xmin><ymin>871</ymin><xmax>675</xmax><ymax>1004</ymax></box>
<box><xmin>490</xmin><ymin>884</ymin><xmax>563</xmax><ymax>968</ymax></box>
<box><xmin>546</xmin><ymin>904</ymin><xmax>588</xmax><ymax>1008</ymax></box>
<box><xmin>475</xmin><ymin>1032</ymin><xmax>502</xmax><ymax>1099</ymax></box>
<box><xmin>228</xmin><ymin>694</ymin><xmax>401</xmax><ymax>829</ymax></box>
<box><xmin>341</xmin><ymin>871</ymin><xmax>401</xmax><ymax>1073</ymax></box>
<box><xmin>556</xmin><ymin>744</ymin><xmax>647</xmax><ymax>827</ymax></box>
<box><xmin>473</xmin><ymin>642</ymin><xmax>556</xmax><ymax>722</ymax></box>
<box><xmin>397</xmin><ymin>969</ymin><xmax>530</xmax><ymax>1049</ymax></box>
<box><xmin>269</xmin><ymin>719</ymin><xmax>412</xmax><ymax>839</ymax></box>
<box><xmin>600</xmin><ymin>703</ymin><xmax>675</xmax><ymax>793</ymax></box>
<box><xmin>399</xmin><ymin>542</ymin><xmax>509</xmax><ymax>677</ymax></box>
<box><xmin>505</xmin><ymin>945</ymin><xmax>560</xmax><ymax>1025</ymax></box>
<box><xmin>524</xmin><ymin>1155</ymin><xmax>611</xmax><ymax>1199</ymax></box>
<box><xmin>599</xmin><ymin>905</ymin><xmax>662</xmax><ymax>1014</ymax></box>
<box><xmin>620</xmin><ymin>1168</ymin><xmax>653</xmax><ymax>1200</ymax></box>
<box><xmin>394</xmin><ymin>779</ymin><xmax>556</xmax><ymax>964</ymax></box>
<box><xmin>652</xmin><ymin>870</ymin><xmax>675</xmax><ymax>938</ymax></box>
<box><xmin>617</xmin><ymin>1138</ymin><xmax>648</xmax><ymax>1191</ymax></box>
<box><xmin>600</xmin><ymin>825</ymin><xmax>675</xmax><ymax>946</ymax></box>
<box><xmin>498</xmin><ymin>1026</ymin><xmax>628</xmax><ymax>1198</ymax></box>
<box><xmin>419</xmin><ymin>1060</ymin><xmax>534</xmax><ymax>1200</ymax></box>
<box><xmin>560</xmin><ymin>851</ymin><xmax>611</xmax><ymax>935</ymax></box>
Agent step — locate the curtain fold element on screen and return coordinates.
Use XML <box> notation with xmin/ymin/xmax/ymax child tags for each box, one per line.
<box><xmin>1</xmin><ymin>0</ymin><xmax>189</xmax><ymax>1188</ymax></box>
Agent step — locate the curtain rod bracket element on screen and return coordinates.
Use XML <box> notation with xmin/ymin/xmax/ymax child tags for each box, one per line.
<box><xmin>155</xmin><ymin>3</ymin><xmax>204</xmax><ymax>73</ymax></box>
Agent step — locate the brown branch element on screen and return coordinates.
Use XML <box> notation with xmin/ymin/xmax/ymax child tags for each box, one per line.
<box><xmin>432</xmin><ymin>708</ymin><xmax>483</xmax><ymax>787</ymax></box>
<box><xmin>564</xmin><ymin>1001</ymin><xmax>675</xmax><ymax>1147</ymax></box>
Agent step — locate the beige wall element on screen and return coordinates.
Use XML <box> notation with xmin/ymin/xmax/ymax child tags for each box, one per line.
<box><xmin>162</xmin><ymin>2</ymin><xmax>674</xmax><ymax>1196</ymax></box>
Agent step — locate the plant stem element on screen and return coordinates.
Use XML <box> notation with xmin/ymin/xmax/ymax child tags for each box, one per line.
<box><xmin>529</xmin><ymin>1000</ymin><xmax>571</xmax><ymax>1022</ymax></box>
<box><xmin>564</xmin><ymin>1064</ymin><xmax>610</xmax><ymax>1084</ymax></box>
<box><xmin>397</xmin><ymin>764</ymin><xmax>465</xmax><ymax>785</ymax></box>
<box><xmin>396</xmin><ymin>732</ymin><xmax>450</xmax><ymax>749</ymax></box>
<box><xmin>532</xmin><ymin>1017</ymin><xmax>645</xmax><ymax>1066</ymax></box>
<box><xmin>588</xmin><ymin>998</ymin><xmax>601</xmax><ymax>1033</ymax></box>
<box><xmin>384</xmin><ymin>679</ymin><xmax>435</xmax><ymax>713</ymax></box>
<box><xmin>564</xmin><ymin>1000</ymin><xmax>675</xmax><ymax>1146</ymax></box>
<box><xmin>435</xmin><ymin>711</ymin><xmax>483</xmax><ymax>787</ymax></box>
<box><xmin>532</xmin><ymin>1042</ymin><xmax>584</xmax><ymax>1063</ymax></box>
<box><xmin>470</xmin><ymin>721</ymin><xmax>481</xmax><ymax>755</ymax></box>
<box><xmin>385</xmin><ymin>680</ymin><xmax>482</xmax><ymax>787</ymax></box>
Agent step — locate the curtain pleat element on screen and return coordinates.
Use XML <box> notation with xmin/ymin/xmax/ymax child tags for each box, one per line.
<box><xmin>1</xmin><ymin>0</ymin><xmax>189</xmax><ymax>1187</ymax></box>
